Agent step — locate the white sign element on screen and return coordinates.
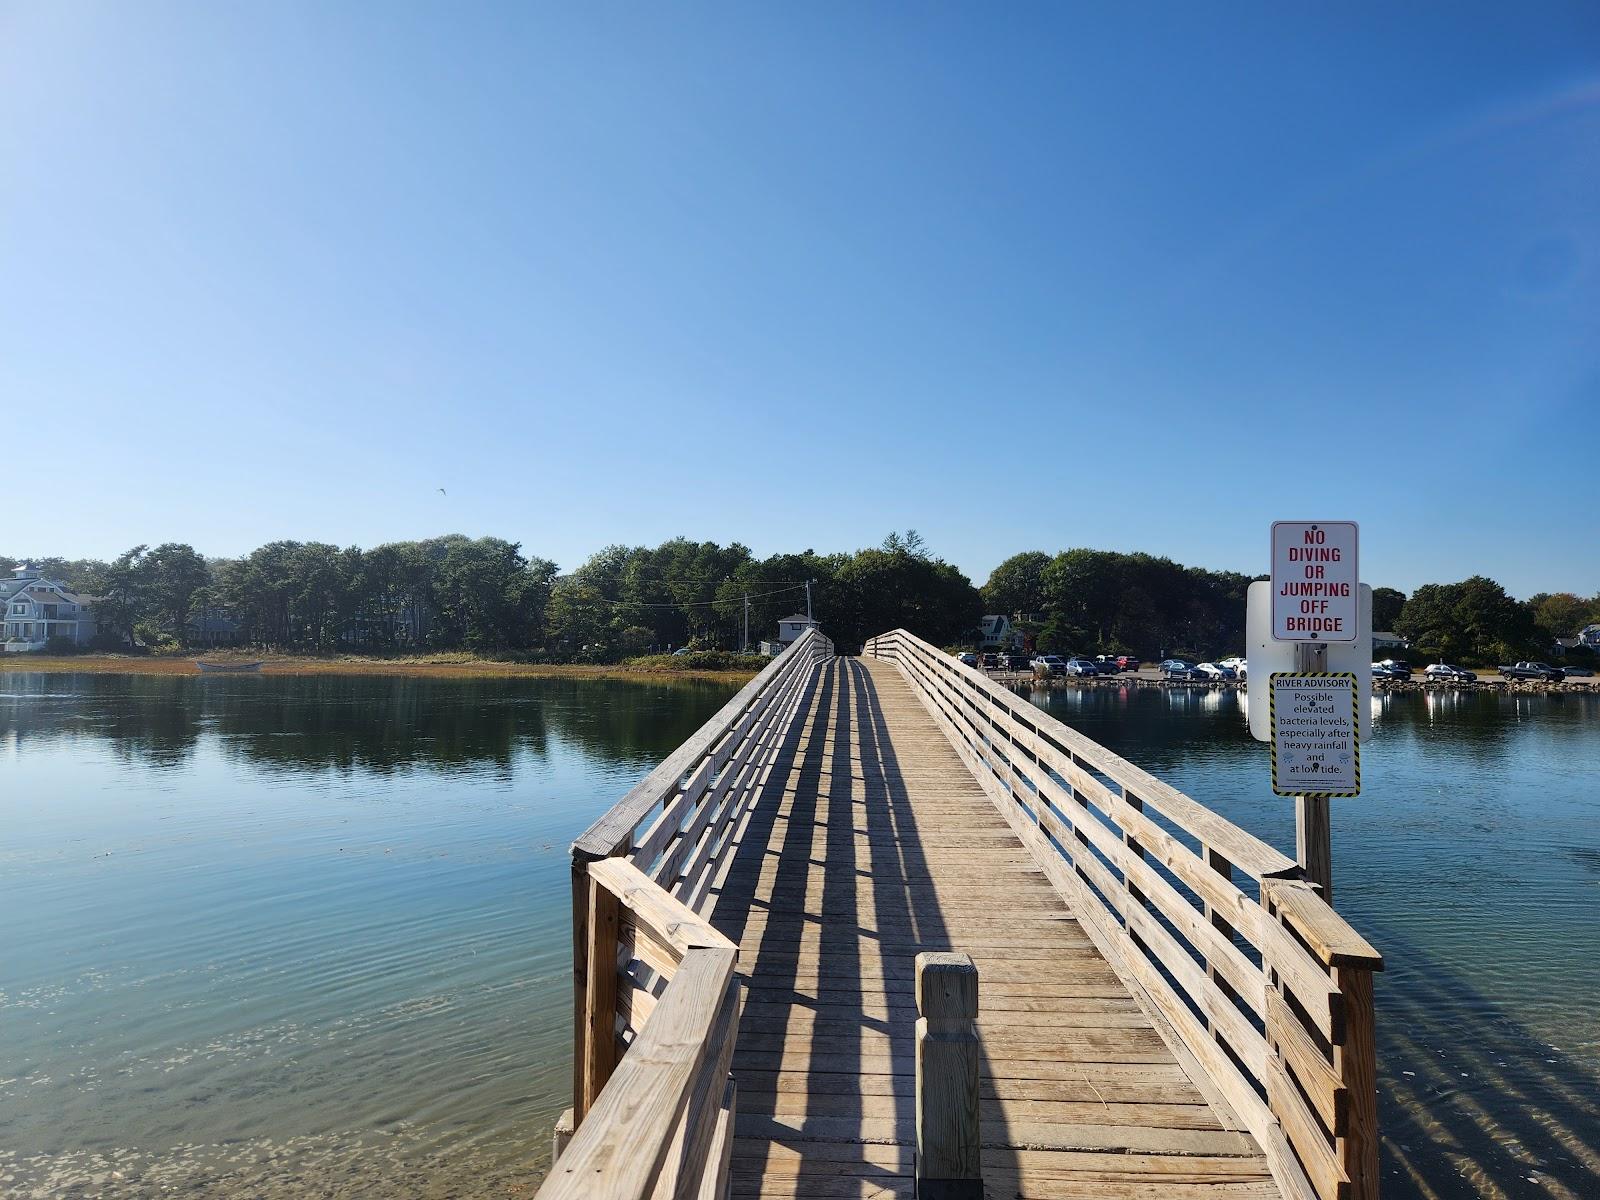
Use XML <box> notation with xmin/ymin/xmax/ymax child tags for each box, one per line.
<box><xmin>1271</xmin><ymin>521</ymin><xmax>1358</xmax><ymax>642</ymax></box>
<box><xmin>1269</xmin><ymin>673</ymin><xmax>1361</xmax><ymax>797</ymax></box>
<box><xmin>1246</xmin><ymin>581</ymin><xmax>1373</xmax><ymax>743</ymax></box>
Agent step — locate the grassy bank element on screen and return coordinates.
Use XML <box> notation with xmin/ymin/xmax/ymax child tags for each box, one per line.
<box><xmin>0</xmin><ymin>651</ymin><xmax>761</xmax><ymax>683</ymax></box>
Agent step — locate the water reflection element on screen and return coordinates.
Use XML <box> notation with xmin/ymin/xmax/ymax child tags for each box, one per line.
<box><xmin>0</xmin><ymin>670</ymin><xmax>742</xmax><ymax>1199</ymax></box>
<box><xmin>1016</xmin><ymin>682</ymin><xmax>1600</xmax><ymax>1199</ymax></box>
<box><xmin>0</xmin><ymin>671</ymin><xmax>732</xmax><ymax>775</ymax></box>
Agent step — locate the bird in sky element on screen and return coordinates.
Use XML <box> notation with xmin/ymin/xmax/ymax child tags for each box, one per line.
<box><xmin>437</xmin><ymin>487</ymin><xmax>446</xmax><ymax>496</ymax></box>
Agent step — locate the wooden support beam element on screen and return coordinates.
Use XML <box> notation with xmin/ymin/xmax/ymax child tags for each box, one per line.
<box><xmin>1336</xmin><ymin>965</ymin><xmax>1379</xmax><ymax>1200</ymax></box>
<box><xmin>582</xmin><ymin>868</ymin><xmax>623</xmax><ymax>1117</ymax></box>
<box><xmin>571</xmin><ymin>860</ymin><xmax>593</xmax><ymax>1118</ymax></box>
<box><xmin>915</xmin><ymin>952</ymin><xmax>982</xmax><ymax>1200</ymax></box>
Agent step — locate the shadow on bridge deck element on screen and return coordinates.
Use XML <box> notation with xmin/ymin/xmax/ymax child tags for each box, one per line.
<box><xmin>710</xmin><ymin>657</ymin><xmax>1272</xmax><ymax>1200</ymax></box>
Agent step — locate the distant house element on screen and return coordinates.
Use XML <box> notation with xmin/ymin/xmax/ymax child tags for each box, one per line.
<box><xmin>759</xmin><ymin>613</ymin><xmax>819</xmax><ymax>656</ymax></box>
<box><xmin>2</xmin><ymin>563</ymin><xmax>101</xmax><ymax>651</ymax></box>
<box><xmin>979</xmin><ymin>614</ymin><xmax>1024</xmax><ymax>650</ymax></box>
<box><xmin>1553</xmin><ymin>637</ymin><xmax>1581</xmax><ymax>657</ymax></box>
<box><xmin>1372</xmin><ymin>631</ymin><xmax>1410</xmax><ymax>651</ymax></box>
<box><xmin>1580</xmin><ymin>624</ymin><xmax>1600</xmax><ymax>649</ymax></box>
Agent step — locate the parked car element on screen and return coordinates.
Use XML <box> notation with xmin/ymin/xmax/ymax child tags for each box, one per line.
<box><xmin>1371</xmin><ymin>661</ymin><xmax>1410</xmax><ymax>679</ymax></box>
<box><xmin>1160</xmin><ymin>659</ymin><xmax>1199</xmax><ymax>679</ymax></box>
<box><xmin>1194</xmin><ymin>662</ymin><xmax>1236</xmax><ymax>680</ymax></box>
<box><xmin>1498</xmin><ymin>661</ymin><xmax>1564</xmax><ymax>682</ymax></box>
<box><xmin>1116</xmin><ymin>654</ymin><xmax>1141</xmax><ymax>671</ymax></box>
<box><xmin>1033</xmin><ymin>655</ymin><xmax>1069</xmax><ymax>677</ymax></box>
<box><xmin>955</xmin><ymin>651</ymin><xmax>979</xmax><ymax>668</ymax></box>
<box><xmin>1559</xmin><ymin>664</ymin><xmax>1594</xmax><ymax>678</ymax></box>
<box><xmin>979</xmin><ymin>652</ymin><xmax>1000</xmax><ymax>670</ymax></box>
<box><xmin>1218</xmin><ymin>656</ymin><xmax>1246</xmax><ymax>673</ymax></box>
<box><xmin>1423</xmin><ymin>663</ymin><xmax>1478</xmax><ymax>681</ymax></box>
<box><xmin>1064</xmin><ymin>657</ymin><xmax>1101</xmax><ymax>677</ymax></box>
<box><xmin>1001</xmin><ymin>652</ymin><xmax>1033</xmax><ymax>671</ymax></box>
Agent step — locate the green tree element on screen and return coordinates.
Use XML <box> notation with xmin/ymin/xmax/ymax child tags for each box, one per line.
<box><xmin>981</xmin><ymin>551</ymin><xmax>1051</xmax><ymax>618</ymax></box>
<box><xmin>1528</xmin><ymin>592</ymin><xmax>1594</xmax><ymax>641</ymax></box>
<box><xmin>1396</xmin><ymin>576</ymin><xmax>1535</xmax><ymax>665</ymax></box>
<box><xmin>828</xmin><ymin>534</ymin><xmax>981</xmax><ymax>648</ymax></box>
<box><xmin>144</xmin><ymin>543</ymin><xmax>211</xmax><ymax>646</ymax></box>
<box><xmin>89</xmin><ymin>546</ymin><xmax>151</xmax><ymax>646</ymax></box>
<box><xmin>1371</xmin><ymin>587</ymin><xmax>1406</xmax><ymax>632</ymax></box>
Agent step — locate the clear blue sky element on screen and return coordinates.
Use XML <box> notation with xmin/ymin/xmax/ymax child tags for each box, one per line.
<box><xmin>3</xmin><ymin>2</ymin><xmax>1597</xmax><ymax>597</ymax></box>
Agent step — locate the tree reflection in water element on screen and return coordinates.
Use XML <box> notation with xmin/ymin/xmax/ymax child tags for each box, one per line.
<box><xmin>0</xmin><ymin>671</ymin><xmax>735</xmax><ymax>775</ymax></box>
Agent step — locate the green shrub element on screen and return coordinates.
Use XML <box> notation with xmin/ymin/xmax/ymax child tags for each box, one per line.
<box><xmin>625</xmin><ymin>651</ymin><xmax>770</xmax><ymax>671</ymax></box>
<box><xmin>42</xmin><ymin>636</ymin><xmax>81</xmax><ymax>655</ymax></box>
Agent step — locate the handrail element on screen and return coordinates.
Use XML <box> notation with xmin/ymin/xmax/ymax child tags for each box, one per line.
<box><xmin>540</xmin><ymin>944</ymin><xmax>738</xmax><ymax>1200</ymax></box>
<box><xmin>551</xmin><ymin>627</ymin><xmax>834</xmax><ymax>1200</ymax></box>
<box><xmin>864</xmin><ymin>628</ymin><xmax>1383</xmax><ymax>1200</ymax></box>
<box><xmin>575</xmin><ymin>628</ymin><xmax>833</xmax><ymax>885</ymax></box>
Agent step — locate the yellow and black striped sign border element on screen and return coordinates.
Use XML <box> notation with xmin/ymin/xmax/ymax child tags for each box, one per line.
<box><xmin>1267</xmin><ymin>671</ymin><xmax>1362</xmax><ymax>799</ymax></box>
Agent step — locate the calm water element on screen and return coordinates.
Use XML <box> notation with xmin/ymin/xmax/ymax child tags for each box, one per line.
<box><xmin>0</xmin><ymin>671</ymin><xmax>739</xmax><ymax>1198</ymax></box>
<box><xmin>1022</xmin><ymin>684</ymin><xmax>1600</xmax><ymax>1200</ymax></box>
<box><xmin>2</xmin><ymin>674</ymin><xmax>1597</xmax><ymax>1199</ymax></box>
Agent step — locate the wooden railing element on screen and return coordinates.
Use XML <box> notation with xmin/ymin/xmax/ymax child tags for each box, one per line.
<box><xmin>864</xmin><ymin>629</ymin><xmax>1384</xmax><ymax>1200</ymax></box>
<box><xmin>543</xmin><ymin>628</ymin><xmax>834</xmax><ymax>1200</ymax></box>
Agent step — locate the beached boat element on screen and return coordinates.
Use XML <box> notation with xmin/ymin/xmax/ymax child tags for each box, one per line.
<box><xmin>194</xmin><ymin>660</ymin><xmax>263</xmax><ymax>673</ymax></box>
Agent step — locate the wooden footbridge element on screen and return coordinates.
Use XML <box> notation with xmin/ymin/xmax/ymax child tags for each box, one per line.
<box><xmin>538</xmin><ymin>629</ymin><xmax>1383</xmax><ymax>1200</ymax></box>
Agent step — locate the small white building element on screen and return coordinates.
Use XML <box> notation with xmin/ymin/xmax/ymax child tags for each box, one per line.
<box><xmin>2</xmin><ymin>563</ymin><xmax>101</xmax><ymax>652</ymax></box>
<box><xmin>1580</xmin><ymin>624</ymin><xmax>1600</xmax><ymax>649</ymax></box>
<box><xmin>979</xmin><ymin>614</ymin><xmax>1024</xmax><ymax>650</ymax></box>
<box><xmin>759</xmin><ymin>613</ymin><xmax>819</xmax><ymax>656</ymax></box>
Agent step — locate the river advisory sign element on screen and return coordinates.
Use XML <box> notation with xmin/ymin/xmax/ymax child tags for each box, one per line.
<box><xmin>1269</xmin><ymin>673</ymin><xmax>1361</xmax><ymax>797</ymax></box>
<box><xmin>1271</xmin><ymin>520</ymin><xmax>1358</xmax><ymax>642</ymax></box>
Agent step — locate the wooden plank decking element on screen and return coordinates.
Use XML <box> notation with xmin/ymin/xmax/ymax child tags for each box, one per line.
<box><xmin>709</xmin><ymin>656</ymin><xmax>1276</xmax><ymax>1200</ymax></box>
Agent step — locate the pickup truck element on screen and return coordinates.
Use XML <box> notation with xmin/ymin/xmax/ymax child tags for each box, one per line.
<box><xmin>1498</xmin><ymin>661</ymin><xmax>1565</xmax><ymax>682</ymax></box>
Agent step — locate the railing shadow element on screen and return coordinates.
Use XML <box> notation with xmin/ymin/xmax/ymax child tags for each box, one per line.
<box><xmin>1368</xmin><ymin>925</ymin><xmax>1600</xmax><ymax>1199</ymax></box>
<box><xmin>848</xmin><ymin>656</ymin><xmax>1019</xmax><ymax>1191</ymax></box>
<box><xmin>705</xmin><ymin>657</ymin><xmax>1022</xmax><ymax>1193</ymax></box>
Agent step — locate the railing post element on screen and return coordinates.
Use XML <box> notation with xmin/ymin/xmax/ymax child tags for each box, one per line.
<box><xmin>570</xmin><ymin>857</ymin><xmax>592</xmax><ymax>1120</ymax></box>
<box><xmin>1336</xmin><ymin>964</ymin><xmax>1378</xmax><ymax>1200</ymax></box>
<box><xmin>577</xmin><ymin>859</ymin><xmax>621</xmax><ymax>1119</ymax></box>
<box><xmin>1204</xmin><ymin>845</ymin><xmax>1240</xmax><ymax>1022</ymax></box>
<box><xmin>915</xmin><ymin>952</ymin><xmax>981</xmax><ymax>1200</ymax></box>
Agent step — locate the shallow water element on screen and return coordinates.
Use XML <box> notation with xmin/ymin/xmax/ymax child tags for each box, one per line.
<box><xmin>0</xmin><ymin>671</ymin><xmax>739</xmax><ymax>1198</ymax></box>
<box><xmin>2</xmin><ymin>673</ymin><xmax>1597</xmax><ymax>1198</ymax></box>
<box><xmin>1021</xmin><ymin>683</ymin><xmax>1600</xmax><ymax>1199</ymax></box>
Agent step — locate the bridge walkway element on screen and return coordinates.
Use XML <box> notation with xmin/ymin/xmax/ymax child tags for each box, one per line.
<box><xmin>708</xmin><ymin>656</ymin><xmax>1274</xmax><ymax>1200</ymax></box>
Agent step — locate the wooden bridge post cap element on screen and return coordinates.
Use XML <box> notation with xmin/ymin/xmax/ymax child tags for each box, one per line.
<box><xmin>916</xmin><ymin>952</ymin><xmax>978</xmax><ymax>1019</ymax></box>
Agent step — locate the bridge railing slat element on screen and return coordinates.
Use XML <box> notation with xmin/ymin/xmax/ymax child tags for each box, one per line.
<box><xmin>864</xmin><ymin>629</ymin><xmax>1383</xmax><ymax>1200</ymax></box>
<box><xmin>549</xmin><ymin>628</ymin><xmax>833</xmax><ymax>1200</ymax></box>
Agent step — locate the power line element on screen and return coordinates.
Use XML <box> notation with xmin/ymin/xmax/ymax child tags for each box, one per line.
<box><xmin>574</xmin><ymin>583</ymin><xmax>808</xmax><ymax>609</ymax></box>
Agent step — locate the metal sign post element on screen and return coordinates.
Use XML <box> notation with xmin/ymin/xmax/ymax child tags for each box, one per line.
<box><xmin>1248</xmin><ymin>521</ymin><xmax>1365</xmax><ymax>901</ymax></box>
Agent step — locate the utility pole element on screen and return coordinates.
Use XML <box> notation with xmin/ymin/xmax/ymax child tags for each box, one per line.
<box><xmin>805</xmin><ymin>579</ymin><xmax>813</xmax><ymax>624</ymax></box>
<box><xmin>742</xmin><ymin>592</ymin><xmax>750</xmax><ymax>652</ymax></box>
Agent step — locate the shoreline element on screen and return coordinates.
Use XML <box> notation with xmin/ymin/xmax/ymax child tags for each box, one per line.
<box><xmin>0</xmin><ymin>653</ymin><xmax>760</xmax><ymax>684</ymax></box>
<box><xmin>991</xmin><ymin>667</ymin><xmax>1598</xmax><ymax>694</ymax></box>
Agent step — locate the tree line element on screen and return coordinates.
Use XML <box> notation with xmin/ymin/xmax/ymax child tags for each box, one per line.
<box><xmin>983</xmin><ymin>550</ymin><xmax>1599</xmax><ymax>666</ymax></box>
<box><xmin>11</xmin><ymin>536</ymin><xmax>1594</xmax><ymax>666</ymax></box>
<box><xmin>8</xmin><ymin>531</ymin><xmax>981</xmax><ymax>660</ymax></box>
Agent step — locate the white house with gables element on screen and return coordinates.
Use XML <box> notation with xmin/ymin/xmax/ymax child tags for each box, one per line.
<box><xmin>979</xmin><ymin>614</ymin><xmax>1024</xmax><ymax>650</ymax></box>
<box><xmin>2</xmin><ymin>563</ymin><xmax>101</xmax><ymax>651</ymax></box>
<box><xmin>758</xmin><ymin>613</ymin><xmax>819</xmax><ymax>656</ymax></box>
